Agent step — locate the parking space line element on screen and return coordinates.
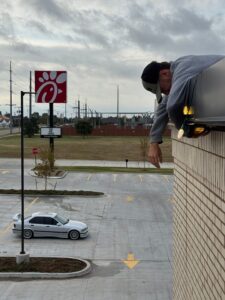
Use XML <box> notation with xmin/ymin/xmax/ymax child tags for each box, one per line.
<box><xmin>25</xmin><ymin>197</ymin><xmax>39</xmax><ymax>213</ymax></box>
<box><xmin>0</xmin><ymin>222</ymin><xmax>13</xmax><ymax>237</ymax></box>
<box><xmin>87</xmin><ymin>174</ymin><xmax>92</xmax><ymax>181</ymax></box>
<box><xmin>0</xmin><ymin>169</ymin><xmax>9</xmax><ymax>174</ymax></box>
<box><xmin>163</xmin><ymin>175</ymin><xmax>169</xmax><ymax>183</ymax></box>
<box><xmin>138</xmin><ymin>175</ymin><xmax>143</xmax><ymax>183</ymax></box>
<box><xmin>0</xmin><ymin>197</ymin><xmax>39</xmax><ymax>239</ymax></box>
<box><xmin>113</xmin><ymin>174</ymin><xmax>117</xmax><ymax>182</ymax></box>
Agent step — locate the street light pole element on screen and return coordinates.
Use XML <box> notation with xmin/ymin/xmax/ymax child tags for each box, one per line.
<box><xmin>20</xmin><ymin>91</ymin><xmax>36</xmax><ymax>256</ymax></box>
<box><xmin>20</xmin><ymin>91</ymin><xmax>25</xmax><ymax>254</ymax></box>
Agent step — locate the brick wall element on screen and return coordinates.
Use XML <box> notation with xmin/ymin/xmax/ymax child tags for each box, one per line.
<box><xmin>172</xmin><ymin>128</ymin><xmax>225</xmax><ymax>300</ymax></box>
<box><xmin>62</xmin><ymin>124</ymin><xmax>171</xmax><ymax>137</ymax></box>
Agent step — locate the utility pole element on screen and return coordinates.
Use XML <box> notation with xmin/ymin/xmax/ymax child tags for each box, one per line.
<box><xmin>78</xmin><ymin>99</ymin><xmax>80</xmax><ymax>119</ymax></box>
<box><xmin>117</xmin><ymin>85</ymin><xmax>119</xmax><ymax>125</ymax></box>
<box><xmin>29</xmin><ymin>71</ymin><xmax>32</xmax><ymax>119</ymax></box>
<box><xmin>64</xmin><ymin>103</ymin><xmax>67</xmax><ymax>123</ymax></box>
<box><xmin>9</xmin><ymin>61</ymin><xmax>13</xmax><ymax>134</ymax></box>
<box><xmin>85</xmin><ymin>101</ymin><xmax>87</xmax><ymax>118</ymax></box>
<box><xmin>90</xmin><ymin>109</ymin><xmax>95</xmax><ymax>128</ymax></box>
<box><xmin>72</xmin><ymin>96</ymin><xmax>80</xmax><ymax>121</ymax></box>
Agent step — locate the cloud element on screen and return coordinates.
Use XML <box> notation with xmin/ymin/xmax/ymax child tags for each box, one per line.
<box><xmin>0</xmin><ymin>0</ymin><xmax>225</xmax><ymax>115</ymax></box>
<box><xmin>0</xmin><ymin>12</ymin><xmax>15</xmax><ymax>40</ymax></box>
<box><xmin>122</xmin><ymin>3</ymin><xmax>225</xmax><ymax>58</ymax></box>
<box><xmin>26</xmin><ymin>20</ymin><xmax>53</xmax><ymax>36</ymax></box>
<box><xmin>21</xmin><ymin>0</ymin><xmax>71</xmax><ymax>22</ymax></box>
<box><xmin>159</xmin><ymin>8</ymin><xmax>212</xmax><ymax>35</ymax></box>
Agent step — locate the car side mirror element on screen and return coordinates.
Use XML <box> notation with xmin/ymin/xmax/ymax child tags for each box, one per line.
<box><xmin>57</xmin><ymin>223</ymin><xmax>61</xmax><ymax>226</ymax></box>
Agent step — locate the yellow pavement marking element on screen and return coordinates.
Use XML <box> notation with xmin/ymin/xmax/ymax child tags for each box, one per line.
<box><xmin>126</xmin><ymin>195</ymin><xmax>134</xmax><ymax>202</ymax></box>
<box><xmin>25</xmin><ymin>197</ymin><xmax>39</xmax><ymax>213</ymax></box>
<box><xmin>123</xmin><ymin>253</ymin><xmax>140</xmax><ymax>269</ymax></box>
<box><xmin>0</xmin><ymin>222</ymin><xmax>13</xmax><ymax>237</ymax></box>
<box><xmin>113</xmin><ymin>174</ymin><xmax>117</xmax><ymax>182</ymax></box>
<box><xmin>0</xmin><ymin>197</ymin><xmax>39</xmax><ymax>238</ymax></box>
<box><xmin>87</xmin><ymin>174</ymin><xmax>92</xmax><ymax>181</ymax></box>
<box><xmin>138</xmin><ymin>175</ymin><xmax>143</xmax><ymax>182</ymax></box>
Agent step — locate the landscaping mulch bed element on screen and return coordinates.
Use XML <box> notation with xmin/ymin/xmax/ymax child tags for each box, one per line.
<box><xmin>0</xmin><ymin>257</ymin><xmax>86</xmax><ymax>273</ymax></box>
<box><xmin>0</xmin><ymin>189</ymin><xmax>104</xmax><ymax>196</ymax></box>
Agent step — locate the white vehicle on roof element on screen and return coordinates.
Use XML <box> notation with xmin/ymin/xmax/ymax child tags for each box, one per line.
<box><xmin>12</xmin><ymin>212</ymin><xmax>88</xmax><ymax>240</ymax></box>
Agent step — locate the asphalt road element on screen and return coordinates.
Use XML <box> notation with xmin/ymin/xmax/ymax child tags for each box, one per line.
<box><xmin>0</xmin><ymin>128</ymin><xmax>20</xmax><ymax>137</ymax></box>
<box><xmin>0</xmin><ymin>160</ymin><xmax>173</xmax><ymax>300</ymax></box>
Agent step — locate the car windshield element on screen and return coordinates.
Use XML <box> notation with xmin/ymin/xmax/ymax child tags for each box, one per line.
<box><xmin>54</xmin><ymin>214</ymin><xmax>69</xmax><ymax>225</ymax></box>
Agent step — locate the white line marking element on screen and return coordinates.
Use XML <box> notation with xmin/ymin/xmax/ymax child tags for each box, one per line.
<box><xmin>113</xmin><ymin>174</ymin><xmax>117</xmax><ymax>182</ymax></box>
<box><xmin>87</xmin><ymin>174</ymin><xmax>92</xmax><ymax>181</ymax></box>
<box><xmin>138</xmin><ymin>175</ymin><xmax>143</xmax><ymax>182</ymax></box>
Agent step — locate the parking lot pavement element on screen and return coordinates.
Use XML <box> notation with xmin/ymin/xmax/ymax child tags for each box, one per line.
<box><xmin>0</xmin><ymin>170</ymin><xmax>173</xmax><ymax>300</ymax></box>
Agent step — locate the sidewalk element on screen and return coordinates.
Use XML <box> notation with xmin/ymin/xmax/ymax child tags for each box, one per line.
<box><xmin>56</xmin><ymin>159</ymin><xmax>174</xmax><ymax>168</ymax></box>
<box><xmin>0</xmin><ymin>158</ymin><xmax>174</xmax><ymax>169</ymax></box>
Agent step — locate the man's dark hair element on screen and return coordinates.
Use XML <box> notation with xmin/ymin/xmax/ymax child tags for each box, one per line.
<box><xmin>160</xmin><ymin>62</ymin><xmax>170</xmax><ymax>71</ymax></box>
<box><xmin>141</xmin><ymin>61</ymin><xmax>170</xmax><ymax>84</ymax></box>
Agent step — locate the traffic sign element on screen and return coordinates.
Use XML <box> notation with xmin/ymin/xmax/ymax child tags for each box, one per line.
<box><xmin>40</xmin><ymin>127</ymin><xmax>62</xmax><ymax>138</ymax></box>
<box><xmin>32</xmin><ymin>147</ymin><xmax>39</xmax><ymax>155</ymax></box>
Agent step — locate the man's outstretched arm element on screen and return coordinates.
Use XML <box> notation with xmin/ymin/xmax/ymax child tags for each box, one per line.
<box><xmin>148</xmin><ymin>96</ymin><xmax>169</xmax><ymax>168</ymax></box>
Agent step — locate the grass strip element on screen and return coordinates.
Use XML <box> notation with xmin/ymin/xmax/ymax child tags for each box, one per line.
<box><xmin>0</xmin><ymin>189</ymin><xmax>104</xmax><ymax>196</ymax></box>
<box><xmin>0</xmin><ymin>135</ymin><xmax>173</xmax><ymax>161</ymax></box>
<box><xmin>60</xmin><ymin>166</ymin><xmax>174</xmax><ymax>174</ymax></box>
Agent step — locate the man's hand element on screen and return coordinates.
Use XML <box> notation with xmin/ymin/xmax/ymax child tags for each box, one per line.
<box><xmin>148</xmin><ymin>143</ymin><xmax>162</xmax><ymax>168</ymax></box>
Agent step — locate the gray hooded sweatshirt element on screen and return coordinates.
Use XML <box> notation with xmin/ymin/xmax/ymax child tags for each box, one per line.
<box><xmin>150</xmin><ymin>55</ymin><xmax>225</xmax><ymax>143</ymax></box>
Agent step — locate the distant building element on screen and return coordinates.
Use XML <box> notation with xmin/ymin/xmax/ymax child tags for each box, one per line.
<box><xmin>0</xmin><ymin>114</ymin><xmax>10</xmax><ymax>127</ymax></box>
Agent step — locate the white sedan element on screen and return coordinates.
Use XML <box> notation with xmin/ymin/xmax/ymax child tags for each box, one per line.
<box><xmin>12</xmin><ymin>212</ymin><xmax>88</xmax><ymax>240</ymax></box>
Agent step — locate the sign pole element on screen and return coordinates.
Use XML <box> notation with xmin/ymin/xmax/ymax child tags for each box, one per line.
<box><xmin>49</xmin><ymin>103</ymin><xmax>54</xmax><ymax>169</ymax></box>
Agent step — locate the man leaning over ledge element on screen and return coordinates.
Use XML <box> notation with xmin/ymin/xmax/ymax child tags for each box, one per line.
<box><xmin>141</xmin><ymin>54</ymin><xmax>225</xmax><ymax>168</ymax></box>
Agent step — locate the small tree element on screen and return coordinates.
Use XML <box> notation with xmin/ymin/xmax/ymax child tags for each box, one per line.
<box><xmin>24</xmin><ymin>117</ymin><xmax>39</xmax><ymax>138</ymax></box>
<box><xmin>32</xmin><ymin>147</ymin><xmax>55</xmax><ymax>190</ymax></box>
<box><xmin>140</xmin><ymin>134</ymin><xmax>149</xmax><ymax>168</ymax></box>
<box><xmin>75</xmin><ymin>120</ymin><xmax>93</xmax><ymax>138</ymax></box>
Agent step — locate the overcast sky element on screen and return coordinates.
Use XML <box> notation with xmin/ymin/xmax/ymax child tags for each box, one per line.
<box><xmin>0</xmin><ymin>0</ymin><xmax>225</xmax><ymax>117</ymax></box>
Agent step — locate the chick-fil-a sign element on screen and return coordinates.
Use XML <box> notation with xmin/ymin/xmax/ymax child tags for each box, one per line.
<box><xmin>35</xmin><ymin>71</ymin><xmax>67</xmax><ymax>103</ymax></box>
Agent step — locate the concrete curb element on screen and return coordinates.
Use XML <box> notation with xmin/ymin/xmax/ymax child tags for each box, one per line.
<box><xmin>0</xmin><ymin>257</ymin><xmax>92</xmax><ymax>279</ymax></box>
<box><xmin>29</xmin><ymin>171</ymin><xmax>68</xmax><ymax>179</ymax></box>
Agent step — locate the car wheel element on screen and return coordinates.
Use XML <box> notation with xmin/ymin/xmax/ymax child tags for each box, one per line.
<box><xmin>24</xmin><ymin>229</ymin><xmax>33</xmax><ymax>239</ymax></box>
<box><xmin>69</xmin><ymin>230</ymin><xmax>80</xmax><ymax>240</ymax></box>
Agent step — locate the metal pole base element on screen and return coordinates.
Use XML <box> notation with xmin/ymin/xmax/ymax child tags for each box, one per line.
<box><xmin>16</xmin><ymin>253</ymin><xmax>30</xmax><ymax>264</ymax></box>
